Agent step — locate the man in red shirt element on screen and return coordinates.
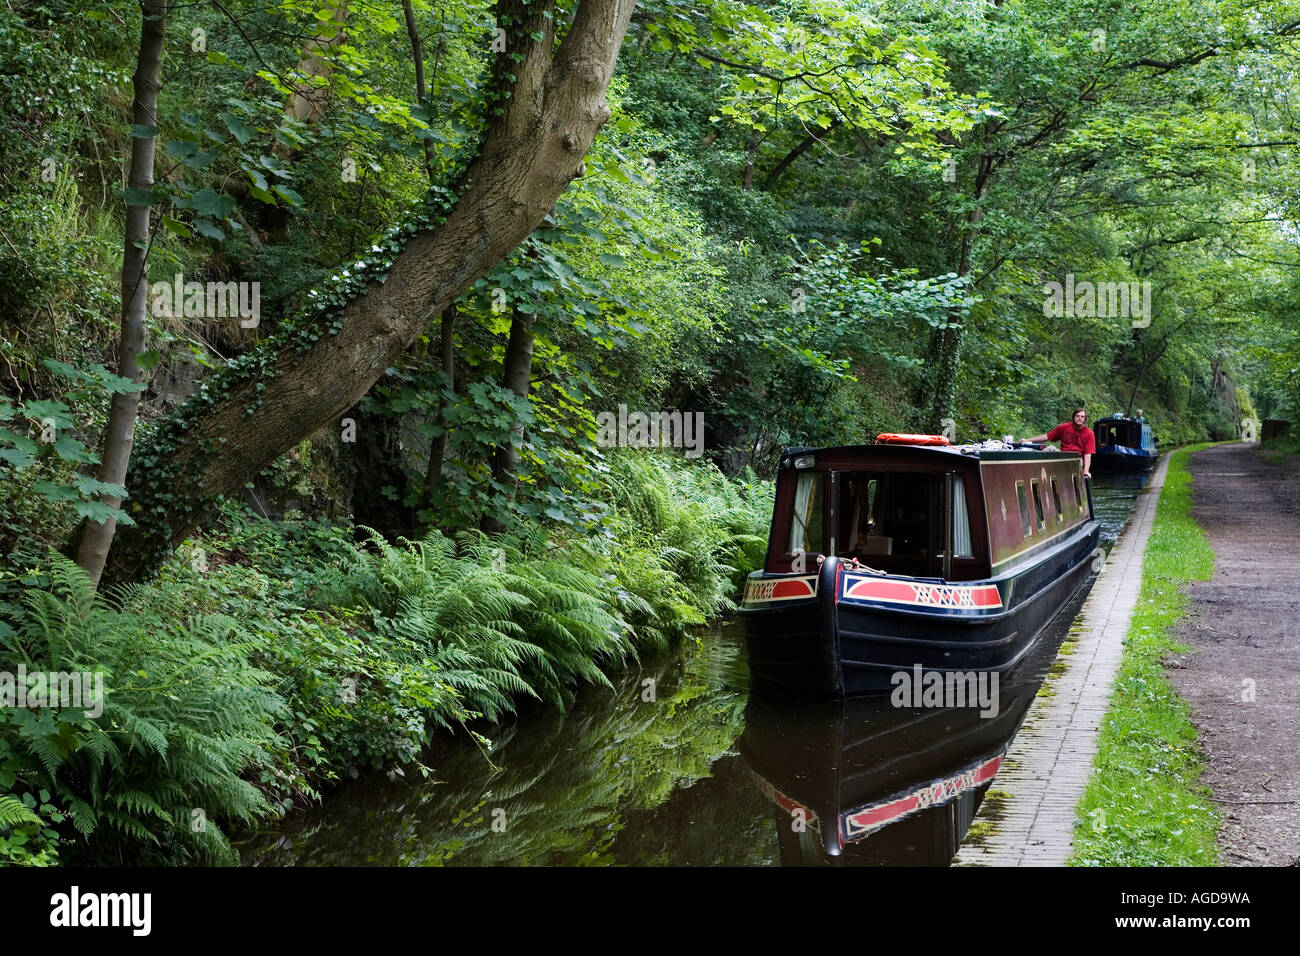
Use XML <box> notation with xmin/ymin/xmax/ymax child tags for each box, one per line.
<box><xmin>1028</xmin><ymin>407</ymin><xmax>1096</xmax><ymax>478</ymax></box>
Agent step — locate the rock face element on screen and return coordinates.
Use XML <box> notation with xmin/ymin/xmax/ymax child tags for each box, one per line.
<box><xmin>149</xmin><ymin>345</ymin><xmax>206</xmax><ymax>410</ymax></box>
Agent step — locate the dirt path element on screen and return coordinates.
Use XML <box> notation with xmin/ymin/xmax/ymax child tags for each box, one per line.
<box><xmin>1170</xmin><ymin>442</ymin><xmax>1300</xmax><ymax>866</ymax></box>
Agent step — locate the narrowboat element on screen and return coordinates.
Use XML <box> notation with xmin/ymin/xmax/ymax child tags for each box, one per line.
<box><xmin>1093</xmin><ymin>414</ymin><xmax>1157</xmax><ymax>471</ymax></box>
<box><xmin>739</xmin><ymin>435</ymin><xmax>1100</xmax><ymax>696</ymax></box>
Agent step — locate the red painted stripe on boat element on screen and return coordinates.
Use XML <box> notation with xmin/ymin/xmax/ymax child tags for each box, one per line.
<box><xmin>743</xmin><ymin>576</ymin><xmax>817</xmax><ymax>603</ymax></box>
<box><xmin>843</xmin><ymin>577</ymin><xmax>1002</xmax><ymax>609</ymax></box>
<box><xmin>842</xmin><ymin>753</ymin><xmax>1005</xmax><ymax>841</ymax></box>
<box><xmin>771</xmin><ymin>578</ymin><xmax>815</xmax><ymax>599</ymax></box>
<box><xmin>749</xmin><ymin>767</ymin><xmax>819</xmax><ymax>824</ymax></box>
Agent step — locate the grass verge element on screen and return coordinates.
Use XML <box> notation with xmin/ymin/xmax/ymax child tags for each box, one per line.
<box><xmin>1070</xmin><ymin>445</ymin><xmax>1219</xmax><ymax>866</ymax></box>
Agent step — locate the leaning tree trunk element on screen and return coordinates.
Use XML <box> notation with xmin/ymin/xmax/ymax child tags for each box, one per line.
<box><xmin>483</xmin><ymin>307</ymin><xmax>534</xmax><ymax>532</ymax></box>
<box><xmin>101</xmin><ymin>0</ymin><xmax>636</xmax><ymax>584</ymax></box>
<box><xmin>74</xmin><ymin>0</ymin><xmax>167</xmax><ymax>588</ymax></box>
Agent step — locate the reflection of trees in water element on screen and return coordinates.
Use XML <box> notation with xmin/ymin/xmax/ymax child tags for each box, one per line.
<box><xmin>241</xmin><ymin>636</ymin><xmax>749</xmax><ymax>866</ymax></box>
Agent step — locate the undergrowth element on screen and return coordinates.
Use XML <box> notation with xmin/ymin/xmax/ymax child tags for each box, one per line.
<box><xmin>0</xmin><ymin>451</ymin><xmax>771</xmax><ymax>865</ymax></box>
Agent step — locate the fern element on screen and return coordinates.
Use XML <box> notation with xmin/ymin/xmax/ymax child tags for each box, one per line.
<box><xmin>0</xmin><ymin>794</ymin><xmax>41</xmax><ymax>828</ymax></box>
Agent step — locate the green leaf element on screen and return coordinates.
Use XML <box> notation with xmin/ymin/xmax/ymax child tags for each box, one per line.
<box><xmin>223</xmin><ymin>114</ymin><xmax>255</xmax><ymax>144</ymax></box>
<box><xmin>190</xmin><ymin>188</ymin><xmax>235</xmax><ymax>219</ymax></box>
<box><xmin>0</xmin><ymin>447</ymin><xmax>35</xmax><ymax>469</ymax></box>
<box><xmin>161</xmin><ymin>216</ymin><xmax>192</xmax><ymax>238</ymax></box>
<box><xmin>123</xmin><ymin>187</ymin><xmax>157</xmax><ymax>207</ymax></box>
<box><xmin>273</xmin><ymin>184</ymin><xmax>303</xmax><ymax>205</ymax></box>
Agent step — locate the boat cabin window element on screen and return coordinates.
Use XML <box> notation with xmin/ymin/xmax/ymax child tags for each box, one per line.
<box><xmin>1072</xmin><ymin>474</ymin><xmax>1084</xmax><ymax>514</ymax></box>
<box><xmin>1099</xmin><ymin>419</ymin><xmax>1147</xmax><ymax>448</ymax></box>
<box><xmin>1030</xmin><ymin>479</ymin><xmax>1046</xmax><ymax>531</ymax></box>
<box><xmin>789</xmin><ymin>471</ymin><xmax>824</xmax><ymax>557</ymax></box>
<box><xmin>1016</xmin><ymin>481</ymin><xmax>1032</xmax><ymax>537</ymax></box>
<box><xmin>832</xmin><ymin>470</ymin><xmax>976</xmax><ymax>578</ymax></box>
<box><xmin>1050</xmin><ymin>477</ymin><xmax>1063</xmax><ymax>523</ymax></box>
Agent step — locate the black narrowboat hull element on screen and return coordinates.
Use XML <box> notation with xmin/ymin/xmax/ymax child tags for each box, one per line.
<box><xmin>1093</xmin><ymin>446</ymin><xmax>1158</xmax><ymax>471</ymax></box>
<box><xmin>741</xmin><ymin>520</ymin><xmax>1100</xmax><ymax>696</ymax></box>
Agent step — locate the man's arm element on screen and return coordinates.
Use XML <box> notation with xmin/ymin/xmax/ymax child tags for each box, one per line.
<box><xmin>1082</xmin><ymin>453</ymin><xmax>1092</xmax><ymax>478</ymax></box>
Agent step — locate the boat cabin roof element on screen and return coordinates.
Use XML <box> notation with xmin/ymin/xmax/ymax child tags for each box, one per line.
<box><xmin>778</xmin><ymin>443</ymin><xmax>1079</xmax><ymax>468</ymax></box>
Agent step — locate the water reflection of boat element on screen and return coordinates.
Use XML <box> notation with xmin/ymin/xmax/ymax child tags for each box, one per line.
<box><xmin>1092</xmin><ymin>415</ymin><xmax>1157</xmax><ymax>471</ymax></box>
<box><xmin>739</xmin><ymin>674</ymin><xmax>1038</xmax><ymax>865</ymax></box>
<box><xmin>739</xmin><ymin>438</ymin><xmax>1100</xmax><ymax>695</ymax></box>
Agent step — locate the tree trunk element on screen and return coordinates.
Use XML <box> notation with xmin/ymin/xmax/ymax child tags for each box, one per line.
<box><xmin>741</xmin><ymin>133</ymin><xmax>760</xmax><ymax>191</ymax></box>
<box><xmin>74</xmin><ymin>0</ymin><xmax>167</xmax><ymax>588</ymax></box>
<box><xmin>923</xmin><ymin>152</ymin><xmax>991</xmax><ymax>431</ymax></box>
<box><xmin>418</xmin><ymin>304</ymin><xmax>456</xmax><ymax>514</ymax></box>
<box><xmin>101</xmin><ymin>0</ymin><xmax>636</xmax><ymax>585</ymax></box>
<box><xmin>285</xmin><ymin>0</ymin><xmax>350</xmax><ymax>125</ymax></box>
<box><xmin>401</xmin><ymin>0</ymin><xmax>434</xmax><ymax>182</ymax></box>
<box><xmin>483</xmin><ymin>308</ymin><xmax>534</xmax><ymax>532</ymax></box>
<box><xmin>760</xmin><ymin>119</ymin><xmax>840</xmax><ymax>190</ymax></box>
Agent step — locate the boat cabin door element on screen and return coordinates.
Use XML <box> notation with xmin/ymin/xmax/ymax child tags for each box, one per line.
<box><xmin>831</xmin><ymin>469</ymin><xmax>973</xmax><ymax>580</ymax></box>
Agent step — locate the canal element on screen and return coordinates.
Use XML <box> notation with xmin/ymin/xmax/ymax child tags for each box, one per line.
<box><xmin>238</xmin><ymin>471</ymin><xmax>1152</xmax><ymax>866</ymax></box>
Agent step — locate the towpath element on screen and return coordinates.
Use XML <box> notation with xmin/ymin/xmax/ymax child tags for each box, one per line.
<box><xmin>954</xmin><ymin>454</ymin><xmax>1169</xmax><ymax>866</ymax></box>
<box><xmin>1165</xmin><ymin>442</ymin><xmax>1300</xmax><ymax>865</ymax></box>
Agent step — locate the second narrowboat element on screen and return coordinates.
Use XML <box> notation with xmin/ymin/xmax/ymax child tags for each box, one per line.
<box><xmin>739</xmin><ymin>435</ymin><xmax>1100</xmax><ymax>696</ymax></box>
<box><xmin>1092</xmin><ymin>414</ymin><xmax>1157</xmax><ymax>471</ymax></box>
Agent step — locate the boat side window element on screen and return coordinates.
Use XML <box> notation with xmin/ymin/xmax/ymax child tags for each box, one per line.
<box><xmin>1072</xmin><ymin>474</ymin><xmax>1083</xmax><ymax>514</ymax></box>
<box><xmin>1050</xmin><ymin>476</ymin><xmax>1063</xmax><ymax>523</ymax></box>
<box><xmin>952</xmin><ymin>474</ymin><xmax>973</xmax><ymax>557</ymax></box>
<box><xmin>1030</xmin><ymin>479</ymin><xmax>1045</xmax><ymax>531</ymax></box>
<box><xmin>790</xmin><ymin>471</ymin><xmax>824</xmax><ymax>557</ymax></box>
<box><xmin>1016</xmin><ymin>480</ymin><xmax>1032</xmax><ymax>538</ymax></box>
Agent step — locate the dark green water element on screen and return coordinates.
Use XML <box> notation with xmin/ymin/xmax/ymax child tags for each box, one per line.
<box><xmin>238</xmin><ymin>472</ymin><xmax>1150</xmax><ymax>867</ymax></box>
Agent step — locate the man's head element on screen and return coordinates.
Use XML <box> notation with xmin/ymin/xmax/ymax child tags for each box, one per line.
<box><xmin>1072</xmin><ymin>407</ymin><xmax>1087</xmax><ymax>427</ymax></box>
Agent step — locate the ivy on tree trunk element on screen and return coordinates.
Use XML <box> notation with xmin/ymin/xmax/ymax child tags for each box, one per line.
<box><xmin>99</xmin><ymin>0</ymin><xmax>637</xmax><ymax>585</ymax></box>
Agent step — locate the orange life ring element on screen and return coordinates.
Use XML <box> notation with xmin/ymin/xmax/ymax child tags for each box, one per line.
<box><xmin>875</xmin><ymin>433</ymin><xmax>951</xmax><ymax>445</ymax></box>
